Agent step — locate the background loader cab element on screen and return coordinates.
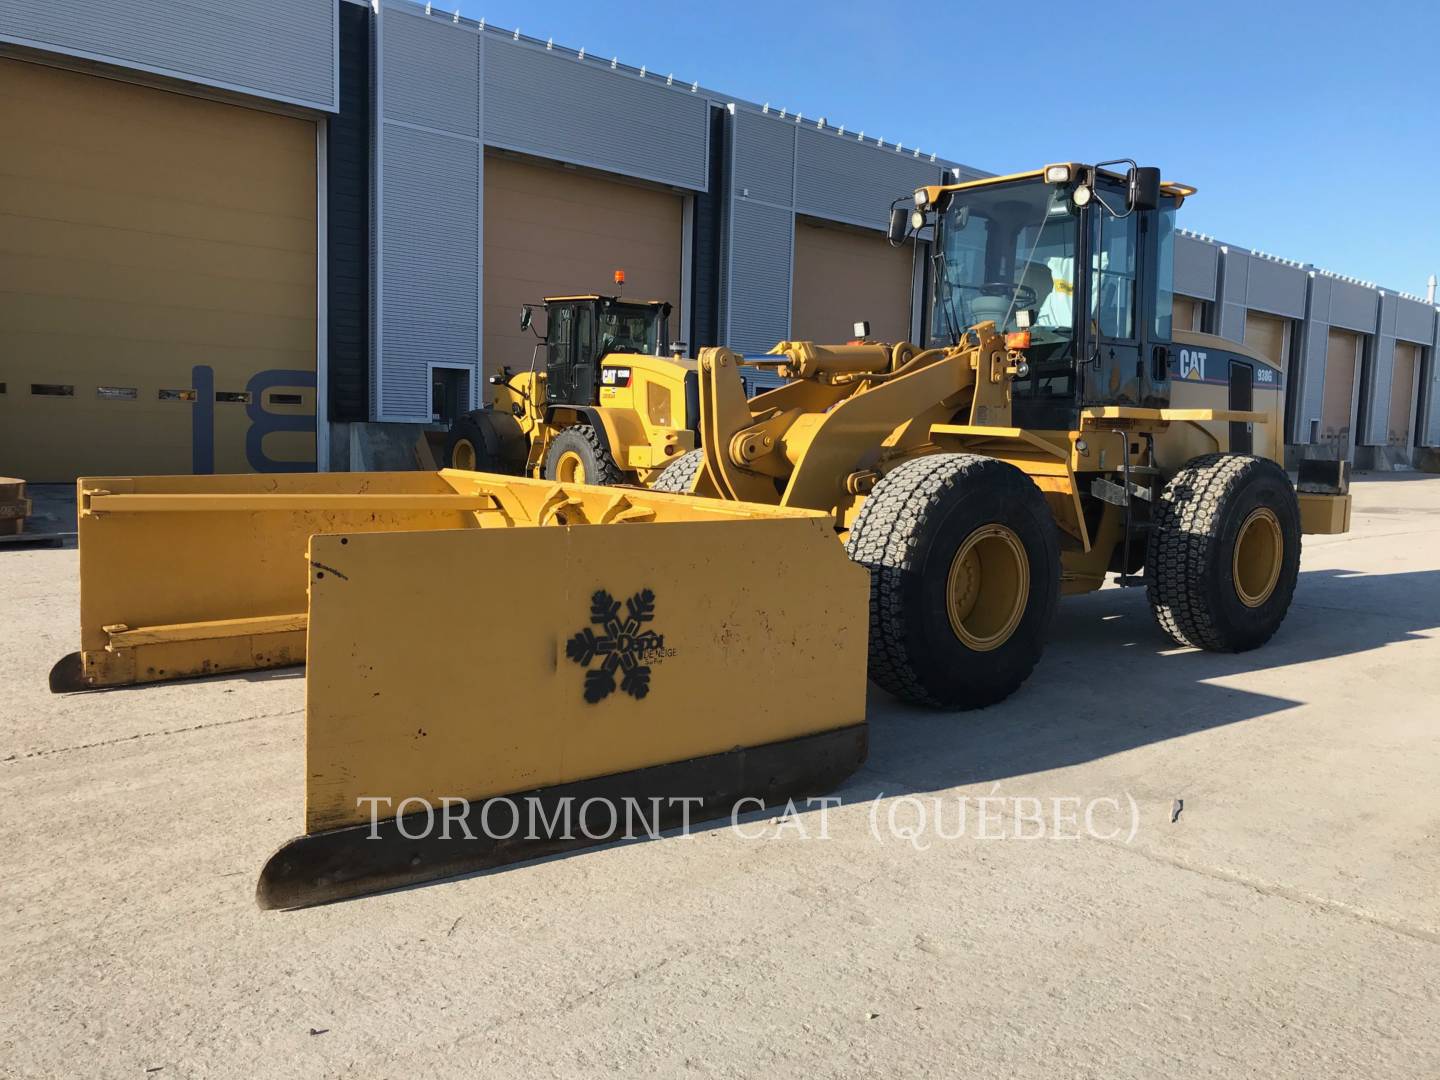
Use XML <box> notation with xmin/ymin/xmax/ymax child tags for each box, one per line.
<box><xmin>536</xmin><ymin>295</ymin><xmax>668</xmax><ymax>406</ymax></box>
<box><xmin>443</xmin><ymin>293</ymin><xmax>699</xmax><ymax>485</ymax></box>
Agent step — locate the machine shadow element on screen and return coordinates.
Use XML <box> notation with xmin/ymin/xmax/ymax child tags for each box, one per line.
<box><xmin>838</xmin><ymin>566</ymin><xmax>1440</xmax><ymax>801</ymax></box>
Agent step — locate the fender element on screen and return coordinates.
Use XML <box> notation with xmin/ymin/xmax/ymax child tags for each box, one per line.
<box><xmin>546</xmin><ymin>405</ymin><xmax>628</xmax><ymax>458</ymax></box>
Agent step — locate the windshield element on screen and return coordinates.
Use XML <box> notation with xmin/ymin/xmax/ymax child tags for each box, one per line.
<box><xmin>930</xmin><ymin>179</ymin><xmax>1081</xmax><ymax>427</ymax></box>
<box><xmin>930</xmin><ymin>181</ymin><xmax>1077</xmax><ymax>344</ymax></box>
<box><xmin>599</xmin><ymin>305</ymin><xmax>663</xmax><ymax>355</ymax></box>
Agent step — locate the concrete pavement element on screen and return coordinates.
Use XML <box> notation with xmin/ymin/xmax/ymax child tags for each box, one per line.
<box><xmin>2</xmin><ymin>474</ymin><xmax>1437</xmax><ymax>1078</ymax></box>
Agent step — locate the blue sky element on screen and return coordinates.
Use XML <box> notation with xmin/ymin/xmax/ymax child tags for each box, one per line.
<box><xmin>457</xmin><ymin>0</ymin><xmax>1438</xmax><ymax>298</ymax></box>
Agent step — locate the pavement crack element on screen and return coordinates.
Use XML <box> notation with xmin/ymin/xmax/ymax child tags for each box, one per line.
<box><xmin>3</xmin><ymin>708</ymin><xmax>302</xmax><ymax>762</ymax></box>
<box><xmin>1105</xmin><ymin>838</ymin><xmax>1440</xmax><ymax>946</ymax></box>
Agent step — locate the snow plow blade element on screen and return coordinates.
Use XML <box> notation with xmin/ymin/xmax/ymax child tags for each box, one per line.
<box><xmin>46</xmin><ymin>470</ymin><xmax>868</xmax><ymax>906</ymax></box>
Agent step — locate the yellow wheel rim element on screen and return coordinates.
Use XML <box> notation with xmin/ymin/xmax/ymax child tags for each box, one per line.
<box><xmin>555</xmin><ymin>450</ymin><xmax>587</xmax><ymax>484</ymax></box>
<box><xmin>945</xmin><ymin>524</ymin><xmax>1030</xmax><ymax>651</ymax></box>
<box><xmin>451</xmin><ymin>438</ymin><xmax>477</xmax><ymax>471</ymax></box>
<box><xmin>1233</xmin><ymin>507</ymin><xmax>1283</xmax><ymax>607</ymax></box>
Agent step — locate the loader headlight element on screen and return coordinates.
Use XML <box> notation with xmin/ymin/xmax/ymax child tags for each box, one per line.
<box><xmin>1044</xmin><ymin>164</ymin><xmax>1072</xmax><ymax>184</ymax></box>
<box><xmin>1072</xmin><ymin>183</ymin><xmax>1093</xmax><ymax>208</ymax></box>
<box><xmin>913</xmin><ymin>187</ymin><xmax>930</xmax><ymax>209</ymax></box>
<box><xmin>910</xmin><ymin>209</ymin><xmax>926</xmax><ymax>231</ymax></box>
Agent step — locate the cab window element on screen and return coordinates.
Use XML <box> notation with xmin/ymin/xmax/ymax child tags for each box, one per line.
<box><xmin>1152</xmin><ymin>204</ymin><xmax>1177</xmax><ymax>340</ymax></box>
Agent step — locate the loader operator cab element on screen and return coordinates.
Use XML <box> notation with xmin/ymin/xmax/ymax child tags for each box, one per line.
<box><xmin>529</xmin><ymin>295</ymin><xmax>672</xmax><ymax>408</ymax></box>
<box><xmin>913</xmin><ymin>162</ymin><xmax>1193</xmax><ymax>430</ymax></box>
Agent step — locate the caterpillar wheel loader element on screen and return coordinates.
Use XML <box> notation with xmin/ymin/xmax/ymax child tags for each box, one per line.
<box><xmin>441</xmin><ymin>291</ymin><xmax>701</xmax><ymax>486</ymax></box>
<box><xmin>649</xmin><ymin>160</ymin><xmax>1352</xmax><ymax>709</ymax></box>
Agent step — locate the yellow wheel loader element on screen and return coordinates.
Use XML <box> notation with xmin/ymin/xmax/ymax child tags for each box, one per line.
<box><xmin>442</xmin><ymin>293</ymin><xmax>700</xmax><ymax>485</ymax></box>
<box><xmin>649</xmin><ymin>161</ymin><xmax>1351</xmax><ymax>709</ymax></box>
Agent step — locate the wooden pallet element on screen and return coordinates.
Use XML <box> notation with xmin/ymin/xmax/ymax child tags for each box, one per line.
<box><xmin>0</xmin><ymin>477</ymin><xmax>72</xmax><ymax>547</ymax></box>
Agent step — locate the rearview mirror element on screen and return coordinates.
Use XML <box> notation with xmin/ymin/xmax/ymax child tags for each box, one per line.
<box><xmin>1128</xmin><ymin>167</ymin><xmax>1161</xmax><ymax>212</ymax></box>
<box><xmin>887</xmin><ymin>206</ymin><xmax>909</xmax><ymax>245</ymax></box>
<box><xmin>520</xmin><ymin>305</ymin><xmax>533</xmax><ymax>331</ymax></box>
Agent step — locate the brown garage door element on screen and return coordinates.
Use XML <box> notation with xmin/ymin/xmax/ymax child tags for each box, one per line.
<box><xmin>1320</xmin><ymin>328</ymin><xmax>1361</xmax><ymax>454</ymax></box>
<box><xmin>1172</xmin><ymin>295</ymin><xmax>1203</xmax><ymax>333</ymax></box>
<box><xmin>1388</xmin><ymin>341</ymin><xmax>1420</xmax><ymax>446</ymax></box>
<box><xmin>483</xmin><ymin>154</ymin><xmax>683</xmax><ymax>379</ymax></box>
<box><xmin>791</xmin><ymin>217</ymin><xmax>913</xmax><ymax>344</ymax></box>
<box><xmin>1244</xmin><ymin>312</ymin><xmax>1289</xmax><ymax>369</ymax></box>
<box><xmin>0</xmin><ymin>58</ymin><xmax>317</xmax><ymax>481</ymax></box>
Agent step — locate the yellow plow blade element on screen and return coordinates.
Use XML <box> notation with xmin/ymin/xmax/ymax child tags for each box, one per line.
<box><xmin>51</xmin><ymin>470</ymin><xmax>868</xmax><ymax>907</ymax></box>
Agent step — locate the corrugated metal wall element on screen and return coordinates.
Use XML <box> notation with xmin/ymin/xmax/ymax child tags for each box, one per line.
<box><xmin>794</xmin><ymin>125</ymin><xmax>944</xmax><ymax>231</ymax></box>
<box><xmin>1361</xmin><ymin>293</ymin><xmax>1434</xmax><ymax>448</ymax></box>
<box><xmin>371</xmin><ymin>2</ymin><xmax>482</xmax><ymax>422</ymax></box>
<box><xmin>724</xmin><ymin>109</ymin><xmax>794</xmax><ymax>352</ymax></box>
<box><xmin>483</xmin><ymin>36</ymin><xmax>708</xmax><ymax>191</ymax></box>
<box><xmin>722</xmin><ymin>107</ymin><xmax>947</xmax><ymax>354</ymax></box>
<box><xmin>0</xmin><ymin>0</ymin><xmax>337</xmax><ymax>111</ymax></box>
<box><xmin>1424</xmin><ymin>321</ymin><xmax>1440</xmax><ymax>447</ymax></box>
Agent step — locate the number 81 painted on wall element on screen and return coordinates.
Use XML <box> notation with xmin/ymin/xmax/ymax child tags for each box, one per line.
<box><xmin>189</xmin><ymin>365</ymin><xmax>318</xmax><ymax>474</ymax></box>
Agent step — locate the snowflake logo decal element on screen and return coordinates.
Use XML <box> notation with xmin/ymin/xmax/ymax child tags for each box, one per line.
<box><xmin>565</xmin><ymin>589</ymin><xmax>665</xmax><ymax>703</ymax></box>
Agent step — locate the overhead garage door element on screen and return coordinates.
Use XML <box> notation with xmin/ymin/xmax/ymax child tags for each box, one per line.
<box><xmin>1388</xmin><ymin>341</ymin><xmax>1420</xmax><ymax>447</ymax></box>
<box><xmin>483</xmin><ymin>154</ymin><xmax>683</xmax><ymax>379</ymax></box>
<box><xmin>1244</xmin><ymin>311</ymin><xmax>1289</xmax><ymax>369</ymax></box>
<box><xmin>0</xmin><ymin>58</ymin><xmax>317</xmax><ymax>481</ymax></box>
<box><xmin>1320</xmin><ymin>327</ymin><xmax>1361</xmax><ymax>455</ymax></box>
<box><xmin>791</xmin><ymin>217</ymin><xmax>913</xmax><ymax>344</ymax></box>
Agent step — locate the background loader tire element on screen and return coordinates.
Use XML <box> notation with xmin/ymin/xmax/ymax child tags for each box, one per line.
<box><xmin>543</xmin><ymin>425</ymin><xmax>622</xmax><ymax>486</ymax></box>
<box><xmin>1146</xmin><ymin>453</ymin><xmax>1301</xmax><ymax>652</ymax></box>
<box><xmin>443</xmin><ymin>413</ymin><xmax>498</xmax><ymax>471</ymax></box>
<box><xmin>651</xmin><ymin>449</ymin><xmax>704</xmax><ymax>493</ymax></box>
<box><xmin>846</xmin><ymin>453</ymin><xmax>1060</xmax><ymax>710</ymax></box>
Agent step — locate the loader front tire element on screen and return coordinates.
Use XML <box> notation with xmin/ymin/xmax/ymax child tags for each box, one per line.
<box><xmin>442</xmin><ymin>409</ymin><xmax>526</xmax><ymax>474</ymax></box>
<box><xmin>846</xmin><ymin>453</ymin><xmax>1060</xmax><ymax>710</ymax></box>
<box><xmin>651</xmin><ymin>449</ymin><xmax>704</xmax><ymax>494</ymax></box>
<box><xmin>544</xmin><ymin>425</ymin><xmax>622</xmax><ymax>486</ymax></box>
<box><xmin>443</xmin><ymin>413</ymin><xmax>498</xmax><ymax>471</ymax></box>
<box><xmin>1146</xmin><ymin>453</ymin><xmax>1301</xmax><ymax>651</ymax></box>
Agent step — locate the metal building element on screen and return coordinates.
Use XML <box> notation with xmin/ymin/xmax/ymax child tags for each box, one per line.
<box><xmin>1</xmin><ymin>0</ymin><xmax>1437</xmax><ymax>480</ymax></box>
<box><xmin>1173</xmin><ymin>232</ymin><xmax>1440</xmax><ymax>469</ymax></box>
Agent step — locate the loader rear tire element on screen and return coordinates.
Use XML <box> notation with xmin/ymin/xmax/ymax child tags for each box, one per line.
<box><xmin>544</xmin><ymin>425</ymin><xmax>622</xmax><ymax>486</ymax></box>
<box><xmin>651</xmin><ymin>449</ymin><xmax>704</xmax><ymax>494</ymax></box>
<box><xmin>1146</xmin><ymin>453</ymin><xmax>1301</xmax><ymax>651</ymax></box>
<box><xmin>846</xmin><ymin>453</ymin><xmax>1060</xmax><ymax>710</ymax></box>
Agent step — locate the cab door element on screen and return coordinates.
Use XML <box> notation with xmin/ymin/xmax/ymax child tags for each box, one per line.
<box><xmin>545</xmin><ymin>303</ymin><xmax>577</xmax><ymax>405</ymax></box>
<box><xmin>1138</xmin><ymin>199</ymin><xmax>1178</xmax><ymax>408</ymax></box>
<box><xmin>1084</xmin><ymin>188</ymin><xmax>1143</xmax><ymax>406</ymax></box>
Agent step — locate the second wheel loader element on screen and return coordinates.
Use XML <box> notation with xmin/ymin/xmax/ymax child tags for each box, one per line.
<box><xmin>651</xmin><ymin>160</ymin><xmax>1352</xmax><ymax>709</ymax></box>
<box><xmin>441</xmin><ymin>292</ymin><xmax>700</xmax><ymax>486</ymax></box>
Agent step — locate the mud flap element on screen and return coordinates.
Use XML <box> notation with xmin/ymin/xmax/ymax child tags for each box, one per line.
<box><xmin>260</xmin><ymin>516</ymin><xmax>869</xmax><ymax>908</ymax></box>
